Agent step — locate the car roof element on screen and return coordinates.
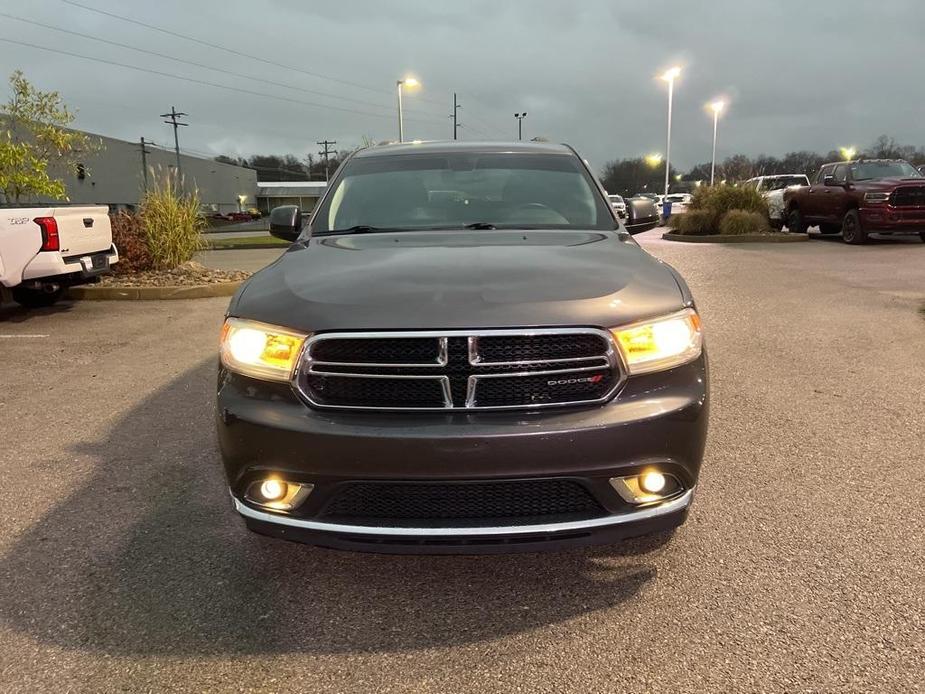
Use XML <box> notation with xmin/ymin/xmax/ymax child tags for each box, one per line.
<box><xmin>352</xmin><ymin>140</ymin><xmax>574</xmax><ymax>158</ymax></box>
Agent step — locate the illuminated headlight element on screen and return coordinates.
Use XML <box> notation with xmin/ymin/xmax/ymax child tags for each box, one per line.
<box><xmin>220</xmin><ymin>317</ymin><xmax>308</xmax><ymax>382</ymax></box>
<box><xmin>610</xmin><ymin>308</ymin><xmax>703</xmax><ymax>375</ymax></box>
<box><xmin>864</xmin><ymin>192</ymin><xmax>891</xmax><ymax>203</ymax></box>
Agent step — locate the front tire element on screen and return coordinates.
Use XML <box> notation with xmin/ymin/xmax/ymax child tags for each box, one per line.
<box><xmin>786</xmin><ymin>208</ymin><xmax>805</xmax><ymax>234</ymax></box>
<box><xmin>841</xmin><ymin>209</ymin><xmax>867</xmax><ymax>245</ymax></box>
<box><xmin>12</xmin><ymin>285</ymin><xmax>65</xmax><ymax>308</ymax></box>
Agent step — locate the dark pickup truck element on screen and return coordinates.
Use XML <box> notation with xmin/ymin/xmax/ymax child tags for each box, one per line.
<box><xmin>783</xmin><ymin>159</ymin><xmax>925</xmax><ymax>244</ymax></box>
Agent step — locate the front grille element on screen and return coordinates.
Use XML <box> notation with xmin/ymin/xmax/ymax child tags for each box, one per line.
<box><xmin>891</xmin><ymin>187</ymin><xmax>925</xmax><ymax>207</ymax></box>
<box><xmin>320</xmin><ymin>479</ymin><xmax>606</xmax><ymax>527</ymax></box>
<box><xmin>297</xmin><ymin>329</ymin><xmax>621</xmax><ymax>410</ymax></box>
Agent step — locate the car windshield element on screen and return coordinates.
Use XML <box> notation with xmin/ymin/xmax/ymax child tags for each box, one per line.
<box><xmin>849</xmin><ymin>161</ymin><xmax>923</xmax><ymax>181</ymax></box>
<box><xmin>313</xmin><ymin>151</ymin><xmax>614</xmax><ymax>233</ymax></box>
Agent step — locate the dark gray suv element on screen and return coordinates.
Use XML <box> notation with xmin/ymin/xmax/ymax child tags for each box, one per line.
<box><xmin>216</xmin><ymin>141</ymin><xmax>708</xmax><ymax>553</ymax></box>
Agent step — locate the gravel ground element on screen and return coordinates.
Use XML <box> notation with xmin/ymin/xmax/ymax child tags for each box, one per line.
<box><xmin>0</xmin><ymin>232</ymin><xmax>922</xmax><ymax>693</ymax></box>
<box><xmin>101</xmin><ymin>261</ymin><xmax>250</xmax><ymax>287</ymax></box>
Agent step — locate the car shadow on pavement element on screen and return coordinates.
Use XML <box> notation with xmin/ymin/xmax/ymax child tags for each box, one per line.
<box><xmin>0</xmin><ymin>360</ymin><xmax>668</xmax><ymax>656</ymax></box>
<box><xmin>0</xmin><ymin>299</ymin><xmax>76</xmax><ymax>322</ymax></box>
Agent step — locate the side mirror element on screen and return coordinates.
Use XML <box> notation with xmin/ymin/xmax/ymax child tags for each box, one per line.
<box><xmin>823</xmin><ymin>175</ymin><xmax>842</xmax><ymax>187</ymax></box>
<box><xmin>269</xmin><ymin>205</ymin><xmax>303</xmax><ymax>241</ymax></box>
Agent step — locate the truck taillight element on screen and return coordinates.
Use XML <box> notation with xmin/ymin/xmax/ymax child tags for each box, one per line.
<box><xmin>34</xmin><ymin>217</ymin><xmax>59</xmax><ymax>252</ymax></box>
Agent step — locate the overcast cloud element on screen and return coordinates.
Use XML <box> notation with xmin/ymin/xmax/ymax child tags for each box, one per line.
<box><xmin>2</xmin><ymin>0</ymin><xmax>923</xmax><ymax>172</ymax></box>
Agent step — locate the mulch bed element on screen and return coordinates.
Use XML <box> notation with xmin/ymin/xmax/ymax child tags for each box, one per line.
<box><xmin>100</xmin><ymin>261</ymin><xmax>250</xmax><ymax>287</ymax></box>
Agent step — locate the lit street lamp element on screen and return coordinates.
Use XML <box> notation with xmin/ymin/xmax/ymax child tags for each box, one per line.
<box><xmin>709</xmin><ymin>100</ymin><xmax>726</xmax><ymax>186</ymax></box>
<box><xmin>645</xmin><ymin>153</ymin><xmax>663</xmax><ymax>168</ymax></box>
<box><xmin>396</xmin><ymin>76</ymin><xmax>420</xmax><ymax>143</ymax></box>
<box><xmin>839</xmin><ymin>146</ymin><xmax>857</xmax><ymax>161</ymax></box>
<box><xmin>660</xmin><ymin>65</ymin><xmax>681</xmax><ymax>197</ymax></box>
<box><xmin>514</xmin><ymin>112</ymin><xmax>528</xmax><ymax>141</ymax></box>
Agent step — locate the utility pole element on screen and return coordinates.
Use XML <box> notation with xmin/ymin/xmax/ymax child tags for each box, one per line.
<box><xmin>450</xmin><ymin>93</ymin><xmax>462</xmax><ymax>140</ymax></box>
<box><xmin>514</xmin><ymin>112</ymin><xmax>527</xmax><ymax>141</ymax></box>
<box><xmin>160</xmin><ymin>106</ymin><xmax>188</xmax><ymax>184</ymax></box>
<box><xmin>317</xmin><ymin>140</ymin><xmax>337</xmax><ymax>181</ymax></box>
<box><xmin>138</xmin><ymin>137</ymin><xmax>153</xmax><ymax>192</ymax></box>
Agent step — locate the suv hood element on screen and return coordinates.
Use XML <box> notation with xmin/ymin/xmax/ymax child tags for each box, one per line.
<box><xmin>230</xmin><ymin>230</ymin><xmax>685</xmax><ymax>332</ymax></box>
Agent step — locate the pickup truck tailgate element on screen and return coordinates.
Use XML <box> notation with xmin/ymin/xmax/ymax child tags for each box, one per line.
<box><xmin>51</xmin><ymin>206</ymin><xmax>112</xmax><ymax>257</ymax></box>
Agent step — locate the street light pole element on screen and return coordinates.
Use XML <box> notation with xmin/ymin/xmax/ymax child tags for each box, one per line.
<box><xmin>514</xmin><ymin>112</ymin><xmax>527</xmax><ymax>141</ymax></box>
<box><xmin>660</xmin><ymin>67</ymin><xmax>680</xmax><ymax>198</ymax></box>
<box><xmin>709</xmin><ymin>100</ymin><xmax>725</xmax><ymax>186</ymax></box>
<box><xmin>397</xmin><ymin>81</ymin><xmax>404</xmax><ymax>143</ymax></box>
<box><xmin>396</xmin><ymin>77</ymin><xmax>420</xmax><ymax>143</ymax></box>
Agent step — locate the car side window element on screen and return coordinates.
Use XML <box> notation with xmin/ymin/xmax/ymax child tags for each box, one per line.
<box><xmin>816</xmin><ymin>165</ymin><xmax>833</xmax><ymax>184</ymax></box>
<box><xmin>832</xmin><ymin>165</ymin><xmax>848</xmax><ymax>184</ymax></box>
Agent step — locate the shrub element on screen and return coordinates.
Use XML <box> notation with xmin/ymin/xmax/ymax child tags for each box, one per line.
<box><xmin>673</xmin><ymin>209</ymin><xmax>717</xmax><ymax>235</ymax></box>
<box><xmin>140</xmin><ymin>172</ymin><xmax>205</xmax><ymax>269</ymax></box>
<box><xmin>718</xmin><ymin>210</ymin><xmax>771</xmax><ymax>235</ymax></box>
<box><xmin>109</xmin><ymin>212</ymin><xmax>153</xmax><ymax>273</ymax></box>
<box><xmin>689</xmin><ymin>184</ymin><xmax>768</xmax><ymax>219</ymax></box>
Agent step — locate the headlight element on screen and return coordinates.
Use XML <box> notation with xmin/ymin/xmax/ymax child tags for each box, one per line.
<box><xmin>610</xmin><ymin>308</ymin><xmax>702</xmax><ymax>375</ymax></box>
<box><xmin>220</xmin><ymin>318</ymin><xmax>309</xmax><ymax>382</ymax></box>
<box><xmin>864</xmin><ymin>192</ymin><xmax>891</xmax><ymax>203</ymax></box>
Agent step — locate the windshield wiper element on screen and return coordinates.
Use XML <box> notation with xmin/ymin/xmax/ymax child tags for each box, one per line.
<box><xmin>322</xmin><ymin>225</ymin><xmax>402</xmax><ymax>235</ymax></box>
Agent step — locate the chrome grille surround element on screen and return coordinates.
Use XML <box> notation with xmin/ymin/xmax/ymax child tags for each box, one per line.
<box><xmin>293</xmin><ymin>328</ymin><xmax>625</xmax><ymax>411</ymax></box>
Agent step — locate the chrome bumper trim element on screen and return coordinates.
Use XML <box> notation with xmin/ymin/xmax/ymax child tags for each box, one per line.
<box><xmin>233</xmin><ymin>488</ymin><xmax>693</xmax><ymax>537</ymax></box>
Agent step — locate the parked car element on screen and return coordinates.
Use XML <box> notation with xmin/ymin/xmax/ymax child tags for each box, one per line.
<box><xmin>744</xmin><ymin>174</ymin><xmax>810</xmax><ymax>230</ymax></box>
<box><xmin>664</xmin><ymin>193</ymin><xmax>692</xmax><ymax>218</ymax></box>
<box><xmin>783</xmin><ymin>159</ymin><xmax>925</xmax><ymax>243</ymax></box>
<box><xmin>216</xmin><ymin>141</ymin><xmax>708</xmax><ymax>554</ymax></box>
<box><xmin>624</xmin><ymin>196</ymin><xmax>660</xmax><ymax>233</ymax></box>
<box><xmin>608</xmin><ymin>194</ymin><xmax>627</xmax><ymax>219</ymax></box>
<box><xmin>0</xmin><ymin>205</ymin><xmax>118</xmax><ymax>307</ymax></box>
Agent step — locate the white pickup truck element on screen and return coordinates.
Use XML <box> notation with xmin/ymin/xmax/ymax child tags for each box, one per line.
<box><xmin>743</xmin><ymin>174</ymin><xmax>811</xmax><ymax>230</ymax></box>
<box><xmin>0</xmin><ymin>206</ymin><xmax>118</xmax><ymax>307</ymax></box>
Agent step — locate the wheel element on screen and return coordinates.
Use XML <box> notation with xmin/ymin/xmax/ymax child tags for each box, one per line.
<box><xmin>786</xmin><ymin>207</ymin><xmax>805</xmax><ymax>234</ymax></box>
<box><xmin>920</xmin><ymin>232</ymin><xmax>925</xmax><ymax>243</ymax></box>
<box><xmin>770</xmin><ymin>218</ymin><xmax>784</xmax><ymax>232</ymax></box>
<box><xmin>11</xmin><ymin>285</ymin><xmax>65</xmax><ymax>308</ymax></box>
<box><xmin>819</xmin><ymin>223</ymin><xmax>841</xmax><ymax>234</ymax></box>
<box><xmin>841</xmin><ymin>209</ymin><xmax>867</xmax><ymax>245</ymax></box>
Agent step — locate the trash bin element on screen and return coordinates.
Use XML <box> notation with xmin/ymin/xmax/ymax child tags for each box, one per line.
<box><xmin>662</xmin><ymin>200</ymin><xmax>673</xmax><ymax>223</ymax></box>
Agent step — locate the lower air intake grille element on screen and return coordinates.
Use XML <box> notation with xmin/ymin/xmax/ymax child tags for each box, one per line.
<box><xmin>320</xmin><ymin>479</ymin><xmax>606</xmax><ymax>527</ymax></box>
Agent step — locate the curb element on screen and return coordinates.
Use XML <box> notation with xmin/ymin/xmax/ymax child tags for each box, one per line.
<box><xmin>204</xmin><ymin>243</ymin><xmax>287</xmax><ymax>251</ymax></box>
<box><xmin>68</xmin><ymin>281</ymin><xmax>243</xmax><ymax>301</ymax></box>
<box><xmin>661</xmin><ymin>232</ymin><xmax>809</xmax><ymax>244</ymax></box>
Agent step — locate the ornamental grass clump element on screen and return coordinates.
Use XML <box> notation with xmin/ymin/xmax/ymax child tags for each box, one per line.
<box><xmin>718</xmin><ymin>209</ymin><xmax>771</xmax><ymax>235</ymax></box>
<box><xmin>140</xmin><ymin>171</ymin><xmax>205</xmax><ymax>269</ymax></box>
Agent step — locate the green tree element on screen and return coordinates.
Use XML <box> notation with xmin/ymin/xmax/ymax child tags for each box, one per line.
<box><xmin>0</xmin><ymin>70</ymin><xmax>99</xmax><ymax>203</ymax></box>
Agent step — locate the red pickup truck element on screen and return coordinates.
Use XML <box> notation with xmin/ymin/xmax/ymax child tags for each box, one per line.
<box><xmin>783</xmin><ymin>159</ymin><xmax>925</xmax><ymax>244</ymax></box>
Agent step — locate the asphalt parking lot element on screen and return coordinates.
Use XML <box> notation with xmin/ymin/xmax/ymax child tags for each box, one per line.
<box><xmin>1</xmin><ymin>232</ymin><xmax>922</xmax><ymax>692</ymax></box>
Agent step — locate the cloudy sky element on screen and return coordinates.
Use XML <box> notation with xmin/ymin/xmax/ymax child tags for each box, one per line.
<box><xmin>2</xmin><ymin>0</ymin><xmax>923</xmax><ymax>172</ymax></box>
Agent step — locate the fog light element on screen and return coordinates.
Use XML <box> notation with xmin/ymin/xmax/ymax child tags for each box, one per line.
<box><xmin>609</xmin><ymin>471</ymin><xmax>682</xmax><ymax>505</ymax></box>
<box><xmin>640</xmin><ymin>471</ymin><xmax>667</xmax><ymax>494</ymax></box>
<box><xmin>259</xmin><ymin>479</ymin><xmax>287</xmax><ymax>501</ymax></box>
<box><xmin>245</xmin><ymin>479</ymin><xmax>313</xmax><ymax>511</ymax></box>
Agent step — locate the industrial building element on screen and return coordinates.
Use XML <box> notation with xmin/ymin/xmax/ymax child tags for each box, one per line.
<box><xmin>3</xmin><ymin>124</ymin><xmax>258</xmax><ymax>213</ymax></box>
<box><xmin>255</xmin><ymin>181</ymin><xmax>328</xmax><ymax>214</ymax></box>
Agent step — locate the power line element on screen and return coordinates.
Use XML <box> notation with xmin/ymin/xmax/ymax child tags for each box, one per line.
<box><xmin>0</xmin><ymin>38</ymin><xmax>445</xmax><ymax>126</ymax></box>
<box><xmin>60</xmin><ymin>0</ymin><xmax>413</xmax><ymax>100</ymax></box>
<box><xmin>0</xmin><ymin>11</ymin><xmax>448</xmax><ymax>120</ymax></box>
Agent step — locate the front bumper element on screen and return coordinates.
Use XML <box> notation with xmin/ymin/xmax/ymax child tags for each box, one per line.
<box><xmin>859</xmin><ymin>206</ymin><xmax>925</xmax><ymax>234</ymax></box>
<box><xmin>216</xmin><ymin>356</ymin><xmax>709</xmax><ymax>553</ymax></box>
